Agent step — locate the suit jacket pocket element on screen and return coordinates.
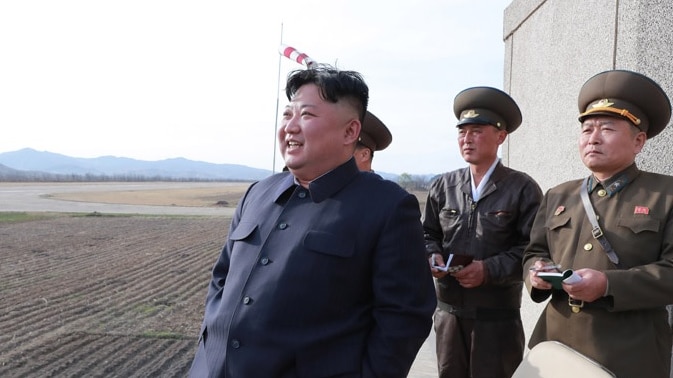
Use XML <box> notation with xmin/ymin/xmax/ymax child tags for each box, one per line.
<box><xmin>229</xmin><ymin>221</ymin><xmax>258</xmax><ymax>241</ymax></box>
<box><xmin>304</xmin><ymin>230</ymin><xmax>355</xmax><ymax>258</ymax></box>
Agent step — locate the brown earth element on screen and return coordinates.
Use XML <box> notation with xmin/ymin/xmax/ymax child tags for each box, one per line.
<box><xmin>0</xmin><ymin>213</ymin><xmax>229</xmax><ymax>377</ymax></box>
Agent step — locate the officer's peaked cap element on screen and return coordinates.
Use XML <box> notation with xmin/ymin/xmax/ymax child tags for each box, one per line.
<box><xmin>578</xmin><ymin>69</ymin><xmax>671</xmax><ymax>139</ymax></box>
<box><xmin>453</xmin><ymin>86</ymin><xmax>522</xmax><ymax>133</ymax></box>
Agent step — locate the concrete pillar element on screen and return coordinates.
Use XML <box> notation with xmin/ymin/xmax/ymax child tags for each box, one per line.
<box><xmin>502</xmin><ymin>0</ymin><xmax>673</xmax><ymax>191</ymax></box>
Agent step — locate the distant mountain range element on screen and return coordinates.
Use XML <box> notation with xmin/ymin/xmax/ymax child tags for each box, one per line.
<box><xmin>0</xmin><ymin>148</ymin><xmax>272</xmax><ymax>181</ymax></box>
<box><xmin>0</xmin><ymin>148</ymin><xmax>401</xmax><ymax>182</ymax></box>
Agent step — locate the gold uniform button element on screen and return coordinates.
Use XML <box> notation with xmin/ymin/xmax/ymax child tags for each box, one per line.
<box><xmin>597</xmin><ymin>189</ymin><xmax>607</xmax><ymax>197</ymax></box>
<box><xmin>583</xmin><ymin>243</ymin><xmax>593</xmax><ymax>251</ymax></box>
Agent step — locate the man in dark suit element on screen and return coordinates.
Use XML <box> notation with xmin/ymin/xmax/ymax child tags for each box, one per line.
<box><xmin>189</xmin><ymin>64</ymin><xmax>436</xmax><ymax>378</ymax></box>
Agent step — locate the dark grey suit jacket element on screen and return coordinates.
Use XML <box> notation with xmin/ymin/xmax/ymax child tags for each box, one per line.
<box><xmin>189</xmin><ymin>158</ymin><xmax>436</xmax><ymax>378</ymax></box>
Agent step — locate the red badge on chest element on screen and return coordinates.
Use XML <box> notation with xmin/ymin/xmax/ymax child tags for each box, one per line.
<box><xmin>634</xmin><ymin>206</ymin><xmax>649</xmax><ymax>215</ymax></box>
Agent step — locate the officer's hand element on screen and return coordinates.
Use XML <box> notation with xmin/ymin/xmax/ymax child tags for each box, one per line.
<box><xmin>429</xmin><ymin>253</ymin><xmax>449</xmax><ymax>278</ymax></box>
<box><xmin>452</xmin><ymin>260</ymin><xmax>484</xmax><ymax>288</ymax></box>
<box><xmin>529</xmin><ymin>260</ymin><xmax>554</xmax><ymax>290</ymax></box>
<box><xmin>563</xmin><ymin>268</ymin><xmax>607</xmax><ymax>302</ymax></box>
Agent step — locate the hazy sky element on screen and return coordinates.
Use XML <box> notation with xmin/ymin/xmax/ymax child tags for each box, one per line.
<box><xmin>0</xmin><ymin>0</ymin><xmax>512</xmax><ymax>175</ymax></box>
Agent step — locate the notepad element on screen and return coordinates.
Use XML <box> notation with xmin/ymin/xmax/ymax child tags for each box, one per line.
<box><xmin>537</xmin><ymin>269</ymin><xmax>581</xmax><ymax>289</ymax></box>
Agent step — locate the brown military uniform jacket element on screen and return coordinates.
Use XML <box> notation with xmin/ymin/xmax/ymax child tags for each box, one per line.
<box><xmin>424</xmin><ymin>162</ymin><xmax>542</xmax><ymax>308</ymax></box>
<box><xmin>524</xmin><ymin>164</ymin><xmax>673</xmax><ymax>378</ymax></box>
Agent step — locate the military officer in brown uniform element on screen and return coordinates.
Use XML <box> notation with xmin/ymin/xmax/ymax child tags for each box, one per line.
<box><xmin>353</xmin><ymin>111</ymin><xmax>392</xmax><ymax>172</ymax></box>
<box><xmin>524</xmin><ymin>69</ymin><xmax>673</xmax><ymax>378</ymax></box>
<box><xmin>424</xmin><ymin>87</ymin><xmax>542</xmax><ymax>378</ymax></box>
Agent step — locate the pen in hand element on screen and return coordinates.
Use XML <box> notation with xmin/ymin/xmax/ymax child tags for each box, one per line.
<box><xmin>528</xmin><ymin>264</ymin><xmax>561</xmax><ymax>272</ymax></box>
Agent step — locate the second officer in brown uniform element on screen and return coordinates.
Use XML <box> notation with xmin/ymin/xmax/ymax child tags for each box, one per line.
<box><xmin>423</xmin><ymin>87</ymin><xmax>542</xmax><ymax>378</ymax></box>
<box><xmin>525</xmin><ymin>69</ymin><xmax>673</xmax><ymax>378</ymax></box>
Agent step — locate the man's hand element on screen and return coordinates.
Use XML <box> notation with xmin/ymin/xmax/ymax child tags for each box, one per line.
<box><xmin>529</xmin><ymin>260</ymin><xmax>556</xmax><ymax>290</ymax></box>
<box><xmin>451</xmin><ymin>260</ymin><xmax>484</xmax><ymax>288</ymax></box>
<box><xmin>563</xmin><ymin>268</ymin><xmax>607</xmax><ymax>302</ymax></box>
<box><xmin>429</xmin><ymin>253</ymin><xmax>449</xmax><ymax>278</ymax></box>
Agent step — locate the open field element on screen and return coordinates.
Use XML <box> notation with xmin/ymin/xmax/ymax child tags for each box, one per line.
<box><xmin>0</xmin><ymin>183</ymin><xmax>239</xmax><ymax>377</ymax></box>
<box><xmin>0</xmin><ymin>213</ymin><xmax>227</xmax><ymax>377</ymax></box>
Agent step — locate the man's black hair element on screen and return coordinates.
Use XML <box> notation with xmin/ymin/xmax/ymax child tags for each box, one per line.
<box><xmin>285</xmin><ymin>64</ymin><xmax>369</xmax><ymax>122</ymax></box>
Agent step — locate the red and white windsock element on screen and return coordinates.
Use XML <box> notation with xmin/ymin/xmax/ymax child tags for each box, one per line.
<box><xmin>279</xmin><ymin>44</ymin><xmax>316</xmax><ymax>68</ymax></box>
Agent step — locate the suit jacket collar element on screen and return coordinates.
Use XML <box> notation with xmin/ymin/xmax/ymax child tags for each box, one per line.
<box><xmin>271</xmin><ymin>158</ymin><xmax>360</xmax><ymax>204</ymax></box>
<box><xmin>308</xmin><ymin>158</ymin><xmax>359</xmax><ymax>203</ymax></box>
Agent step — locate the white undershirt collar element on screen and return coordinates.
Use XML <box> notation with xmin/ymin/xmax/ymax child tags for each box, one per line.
<box><xmin>471</xmin><ymin>158</ymin><xmax>499</xmax><ymax>202</ymax></box>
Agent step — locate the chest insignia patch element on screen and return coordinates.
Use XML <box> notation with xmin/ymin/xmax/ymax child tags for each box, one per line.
<box><xmin>554</xmin><ymin>206</ymin><xmax>565</xmax><ymax>216</ymax></box>
<box><xmin>634</xmin><ymin>206</ymin><xmax>649</xmax><ymax>215</ymax></box>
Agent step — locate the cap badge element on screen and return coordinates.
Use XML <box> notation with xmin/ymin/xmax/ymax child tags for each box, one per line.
<box><xmin>592</xmin><ymin>99</ymin><xmax>614</xmax><ymax>108</ymax></box>
<box><xmin>462</xmin><ymin>109</ymin><xmax>479</xmax><ymax>120</ymax></box>
<box><xmin>586</xmin><ymin>98</ymin><xmax>642</xmax><ymax>126</ymax></box>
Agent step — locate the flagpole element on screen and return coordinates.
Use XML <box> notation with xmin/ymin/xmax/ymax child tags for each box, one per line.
<box><xmin>272</xmin><ymin>23</ymin><xmax>284</xmax><ymax>174</ymax></box>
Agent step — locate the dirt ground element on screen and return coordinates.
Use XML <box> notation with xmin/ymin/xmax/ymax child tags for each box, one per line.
<box><xmin>0</xmin><ymin>186</ymin><xmax>236</xmax><ymax>377</ymax></box>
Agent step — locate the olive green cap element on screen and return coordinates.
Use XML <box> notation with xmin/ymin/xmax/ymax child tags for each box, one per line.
<box><xmin>358</xmin><ymin>111</ymin><xmax>392</xmax><ymax>151</ymax></box>
<box><xmin>578</xmin><ymin>69</ymin><xmax>671</xmax><ymax>139</ymax></box>
<box><xmin>453</xmin><ymin>86</ymin><xmax>522</xmax><ymax>133</ymax></box>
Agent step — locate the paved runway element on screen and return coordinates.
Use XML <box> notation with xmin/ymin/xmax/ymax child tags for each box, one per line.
<box><xmin>0</xmin><ymin>182</ymin><xmax>549</xmax><ymax>377</ymax></box>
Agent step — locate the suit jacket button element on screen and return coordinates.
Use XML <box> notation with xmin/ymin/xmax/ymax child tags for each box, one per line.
<box><xmin>231</xmin><ymin>339</ymin><xmax>240</xmax><ymax>349</ymax></box>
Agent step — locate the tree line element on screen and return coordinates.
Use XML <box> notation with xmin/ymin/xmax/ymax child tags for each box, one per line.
<box><xmin>396</xmin><ymin>173</ymin><xmax>438</xmax><ymax>191</ymax></box>
<box><xmin>0</xmin><ymin>171</ymin><xmax>247</xmax><ymax>183</ymax></box>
